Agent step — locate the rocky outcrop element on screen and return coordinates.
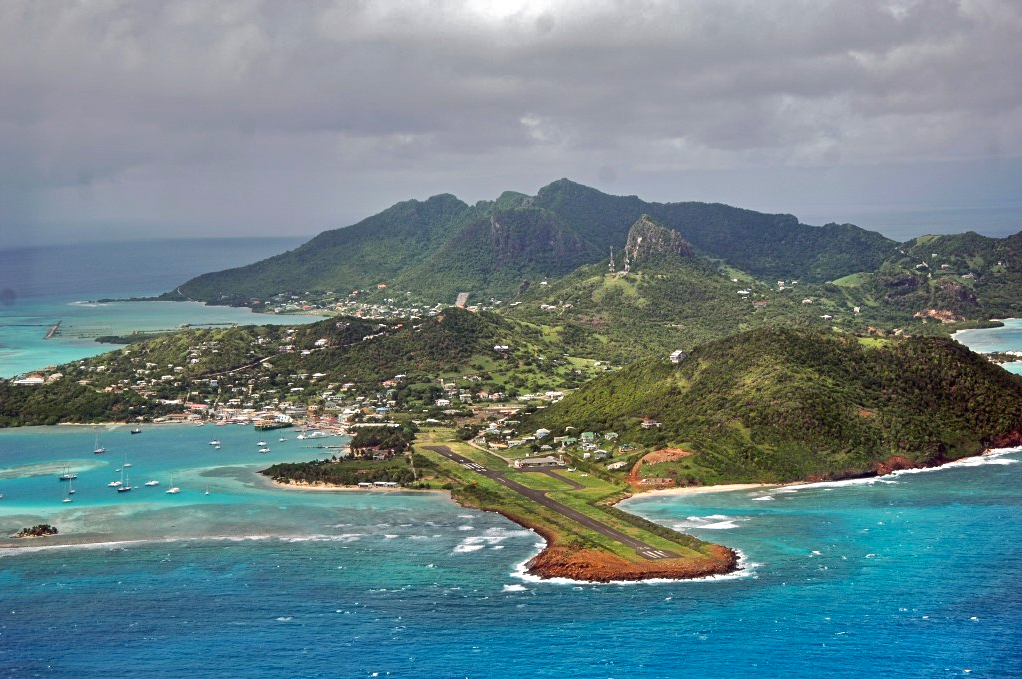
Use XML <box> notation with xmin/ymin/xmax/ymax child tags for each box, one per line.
<box><xmin>914</xmin><ymin>309</ymin><xmax>965</xmax><ymax>323</ymax></box>
<box><xmin>624</xmin><ymin>215</ymin><xmax>694</xmax><ymax>264</ymax></box>
<box><xmin>871</xmin><ymin>455</ymin><xmax>917</xmax><ymax>476</ymax></box>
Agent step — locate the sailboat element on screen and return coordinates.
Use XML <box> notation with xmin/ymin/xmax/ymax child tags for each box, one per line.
<box><xmin>165</xmin><ymin>476</ymin><xmax>181</xmax><ymax>494</ymax></box>
<box><xmin>93</xmin><ymin>432</ymin><xmax>106</xmax><ymax>454</ymax></box>
<box><xmin>58</xmin><ymin>464</ymin><xmax>77</xmax><ymax>481</ymax></box>
<box><xmin>62</xmin><ymin>477</ymin><xmax>74</xmax><ymax>503</ymax></box>
<box><xmin>116</xmin><ymin>468</ymin><xmax>132</xmax><ymax>493</ymax></box>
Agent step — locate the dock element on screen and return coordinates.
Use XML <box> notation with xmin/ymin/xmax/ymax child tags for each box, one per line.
<box><xmin>43</xmin><ymin>321</ymin><xmax>61</xmax><ymax>339</ymax></box>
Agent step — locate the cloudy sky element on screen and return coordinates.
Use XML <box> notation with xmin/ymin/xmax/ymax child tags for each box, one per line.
<box><xmin>3</xmin><ymin>0</ymin><xmax>1021</xmax><ymax>246</ymax></box>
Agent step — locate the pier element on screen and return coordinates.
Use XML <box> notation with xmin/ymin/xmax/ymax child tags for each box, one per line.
<box><xmin>43</xmin><ymin>321</ymin><xmax>61</xmax><ymax>339</ymax></box>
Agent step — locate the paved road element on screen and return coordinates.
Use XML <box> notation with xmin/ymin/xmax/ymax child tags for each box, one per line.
<box><xmin>424</xmin><ymin>445</ymin><xmax>677</xmax><ymax>561</ymax></box>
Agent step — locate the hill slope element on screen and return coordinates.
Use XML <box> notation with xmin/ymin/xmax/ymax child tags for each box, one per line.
<box><xmin>166</xmin><ymin>194</ymin><xmax>473</xmax><ymax>304</ymax></box>
<box><xmin>522</xmin><ymin>327</ymin><xmax>1022</xmax><ymax>483</ymax></box>
<box><xmin>0</xmin><ymin>308</ymin><xmax>601</xmax><ymax>426</ymax></box>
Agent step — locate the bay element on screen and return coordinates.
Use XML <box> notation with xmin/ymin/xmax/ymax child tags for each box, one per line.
<box><xmin>0</xmin><ymin>237</ymin><xmax>318</xmax><ymax>377</ymax></box>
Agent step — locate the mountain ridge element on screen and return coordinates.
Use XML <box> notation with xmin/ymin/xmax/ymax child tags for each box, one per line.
<box><xmin>165</xmin><ymin>179</ymin><xmax>903</xmax><ymax>304</ymax></box>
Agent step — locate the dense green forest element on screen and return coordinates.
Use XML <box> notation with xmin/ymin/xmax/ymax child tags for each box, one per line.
<box><xmin>0</xmin><ymin>380</ymin><xmax>169</xmax><ymax>427</ymax></box>
<box><xmin>522</xmin><ymin>327</ymin><xmax>1022</xmax><ymax>484</ymax></box>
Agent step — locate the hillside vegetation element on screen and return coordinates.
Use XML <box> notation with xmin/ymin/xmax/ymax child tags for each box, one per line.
<box><xmin>522</xmin><ymin>327</ymin><xmax>1022</xmax><ymax>484</ymax></box>
<box><xmin>166</xmin><ymin>179</ymin><xmax>901</xmax><ymax>305</ymax></box>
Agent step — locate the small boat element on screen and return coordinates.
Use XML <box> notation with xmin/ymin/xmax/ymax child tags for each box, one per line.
<box><xmin>214</xmin><ymin>445</ymin><xmax>221</xmax><ymax>450</ymax></box>
<box><xmin>130</xmin><ymin>428</ymin><xmax>141</xmax><ymax>435</ymax></box>
<box><xmin>144</xmin><ymin>480</ymin><xmax>160</xmax><ymax>487</ymax></box>
<box><xmin>58</xmin><ymin>464</ymin><xmax>77</xmax><ymax>481</ymax></box>
<box><xmin>63</xmin><ymin>477</ymin><xmax>75</xmax><ymax>502</ymax></box>
<box><xmin>165</xmin><ymin>476</ymin><xmax>181</xmax><ymax>494</ymax></box>
<box><xmin>257</xmin><ymin>441</ymin><xmax>267</xmax><ymax>446</ymax></box>
<box><xmin>108</xmin><ymin>480</ymin><xmax>122</xmax><ymax>487</ymax></box>
<box><xmin>258</xmin><ymin>447</ymin><xmax>271</xmax><ymax>453</ymax></box>
<box><xmin>93</xmin><ymin>433</ymin><xmax>106</xmax><ymax>455</ymax></box>
<box><xmin>204</xmin><ymin>485</ymin><xmax>210</xmax><ymax>495</ymax></box>
<box><xmin>278</xmin><ymin>436</ymin><xmax>287</xmax><ymax>442</ymax></box>
<box><xmin>208</xmin><ymin>439</ymin><xmax>221</xmax><ymax>446</ymax></box>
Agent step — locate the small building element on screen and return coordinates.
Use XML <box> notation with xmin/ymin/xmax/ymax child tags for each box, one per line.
<box><xmin>513</xmin><ymin>455</ymin><xmax>563</xmax><ymax>469</ymax></box>
<box><xmin>669</xmin><ymin>350</ymin><xmax>687</xmax><ymax>364</ymax></box>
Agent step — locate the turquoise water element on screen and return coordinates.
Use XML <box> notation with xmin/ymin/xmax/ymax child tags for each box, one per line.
<box><xmin>0</xmin><ymin>238</ymin><xmax>316</xmax><ymax>377</ymax></box>
<box><xmin>954</xmin><ymin>320</ymin><xmax>1022</xmax><ymax>374</ymax></box>
<box><xmin>0</xmin><ymin>423</ymin><xmax>1018</xmax><ymax>678</ymax></box>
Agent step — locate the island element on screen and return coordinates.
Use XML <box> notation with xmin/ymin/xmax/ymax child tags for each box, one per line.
<box><xmin>14</xmin><ymin>524</ymin><xmax>59</xmax><ymax>538</ymax></box>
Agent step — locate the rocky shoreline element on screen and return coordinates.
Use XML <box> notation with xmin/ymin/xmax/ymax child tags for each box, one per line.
<box><xmin>525</xmin><ymin>542</ymin><xmax>739</xmax><ymax>583</ymax></box>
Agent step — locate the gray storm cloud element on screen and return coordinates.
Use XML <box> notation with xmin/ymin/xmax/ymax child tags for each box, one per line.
<box><xmin>1</xmin><ymin>0</ymin><xmax>1020</xmax><ymax>244</ymax></box>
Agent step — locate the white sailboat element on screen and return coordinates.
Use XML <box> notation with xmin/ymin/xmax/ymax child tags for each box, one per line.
<box><xmin>116</xmin><ymin>468</ymin><xmax>132</xmax><ymax>492</ymax></box>
<box><xmin>58</xmin><ymin>463</ymin><xmax>77</xmax><ymax>481</ymax></box>
<box><xmin>62</xmin><ymin>477</ymin><xmax>74</xmax><ymax>503</ymax></box>
<box><xmin>165</xmin><ymin>476</ymin><xmax>181</xmax><ymax>494</ymax></box>
<box><xmin>93</xmin><ymin>432</ymin><xmax>106</xmax><ymax>454</ymax></box>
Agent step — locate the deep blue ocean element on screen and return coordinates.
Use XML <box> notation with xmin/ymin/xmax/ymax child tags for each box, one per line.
<box><xmin>0</xmin><ymin>239</ymin><xmax>1020</xmax><ymax>678</ymax></box>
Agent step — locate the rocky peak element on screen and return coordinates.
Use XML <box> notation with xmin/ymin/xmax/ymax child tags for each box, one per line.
<box><xmin>624</xmin><ymin>215</ymin><xmax>694</xmax><ymax>263</ymax></box>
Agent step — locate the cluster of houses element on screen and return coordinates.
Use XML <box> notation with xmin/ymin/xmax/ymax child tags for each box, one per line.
<box><xmin>252</xmin><ymin>289</ymin><xmax>510</xmax><ymax>320</ymax></box>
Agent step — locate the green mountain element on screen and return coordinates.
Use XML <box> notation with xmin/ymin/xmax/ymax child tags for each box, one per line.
<box><xmin>165</xmin><ymin>179</ymin><xmax>902</xmax><ymax>305</ymax></box>
<box><xmin>505</xmin><ymin>215</ymin><xmax>839</xmax><ymax>361</ymax></box>
<box><xmin>521</xmin><ymin>327</ymin><xmax>1022</xmax><ymax>484</ymax></box>
<box><xmin>165</xmin><ymin>193</ymin><xmax>473</xmax><ymax>304</ymax></box>
<box><xmin>533</xmin><ymin>179</ymin><xmax>899</xmax><ymax>283</ymax></box>
<box><xmin>387</xmin><ymin>207</ymin><xmax>596</xmax><ymax>299</ymax></box>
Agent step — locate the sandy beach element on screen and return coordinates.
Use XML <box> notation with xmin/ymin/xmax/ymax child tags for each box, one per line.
<box><xmin>268</xmin><ymin>479</ymin><xmax>441</xmax><ymax>494</ymax></box>
<box><xmin>638</xmin><ymin>482</ymin><xmax>780</xmax><ymax>497</ymax></box>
